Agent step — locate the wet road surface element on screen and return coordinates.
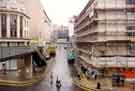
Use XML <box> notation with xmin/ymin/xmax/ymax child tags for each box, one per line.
<box><xmin>0</xmin><ymin>46</ymin><xmax>84</xmax><ymax>91</ymax></box>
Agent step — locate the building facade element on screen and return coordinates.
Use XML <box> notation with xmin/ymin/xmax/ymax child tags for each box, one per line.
<box><xmin>23</xmin><ymin>0</ymin><xmax>52</xmax><ymax>46</ymax></box>
<box><xmin>51</xmin><ymin>25</ymin><xmax>69</xmax><ymax>42</ymax></box>
<box><xmin>0</xmin><ymin>0</ymin><xmax>33</xmax><ymax>79</ymax></box>
<box><xmin>0</xmin><ymin>0</ymin><xmax>30</xmax><ymax>47</ymax></box>
<box><xmin>74</xmin><ymin>0</ymin><xmax>135</xmax><ymax>76</ymax></box>
<box><xmin>57</xmin><ymin>26</ymin><xmax>69</xmax><ymax>40</ymax></box>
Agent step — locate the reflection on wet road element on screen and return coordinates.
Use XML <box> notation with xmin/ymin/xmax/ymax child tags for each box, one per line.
<box><xmin>0</xmin><ymin>47</ymin><xmax>83</xmax><ymax>91</ymax></box>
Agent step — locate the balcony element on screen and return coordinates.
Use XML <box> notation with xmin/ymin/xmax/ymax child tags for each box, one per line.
<box><xmin>74</xmin><ymin>11</ymin><xmax>89</xmax><ymax>27</ymax></box>
<box><xmin>76</xmin><ymin>34</ymin><xmax>98</xmax><ymax>43</ymax></box>
<box><xmin>78</xmin><ymin>56</ymin><xmax>135</xmax><ymax>68</ymax></box>
<box><xmin>76</xmin><ymin>31</ymin><xmax>135</xmax><ymax>43</ymax></box>
<box><xmin>75</xmin><ymin>17</ymin><xmax>97</xmax><ymax>33</ymax></box>
<box><xmin>127</xmin><ymin>30</ymin><xmax>135</xmax><ymax>36</ymax></box>
<box><xmin>127</xmin><ymin>5</ymin><xmax>135</xmax><ymax>10</ymax></box>
<box><xmin>77</xmin><ymin>48</ymin><xmax>91</xmax><ymax>55</ymax></box>
<box><xmin>96</xmin><ymin>32</ymin><xmax>130</xmax><ymax>42</ymax></box>
<box><xmin>78</xmin><ymin>55</ymin><xmax>91</xmax><ymax>65</ymax></box>
<box><xmin>92</xmin><ymin>56</ymin><xmax>135</xmax><ymax>68</ymax></box>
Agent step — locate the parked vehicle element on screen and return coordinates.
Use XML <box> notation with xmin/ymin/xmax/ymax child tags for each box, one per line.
<box><xmin>47</xmin><ymin>46</ymin><xmax>56</xmax><ymax>57</ymax></box>
<box><xmin>67</xmin><ymin>50</ymin><xmax>75</xmax><ymax>64</ymax></box>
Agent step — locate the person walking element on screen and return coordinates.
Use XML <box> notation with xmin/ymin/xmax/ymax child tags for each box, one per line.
<box><xmin>56</xmin><ymin>76</ymin><xmax>62</xmax><ymax>91</ymax></box>
<box><xmin>96</xmin><ymin>82</ymin><xmax>101</xmax><ymax>89</ymax></box>
<box><xmin>2</xmin><ymin>63</ymin><xmax>7</xmax><ymax>75</ymax></box>
<box><xmin>50</xmin><ymin>72</ymin><xmax>53</xmax><ymax>86</ymax></box>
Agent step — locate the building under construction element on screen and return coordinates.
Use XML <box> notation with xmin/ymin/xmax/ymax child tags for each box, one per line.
<box><xmin>74</xmin><ymin>0</ymin><xmax>135</xmax><ymax>77</ymax></box>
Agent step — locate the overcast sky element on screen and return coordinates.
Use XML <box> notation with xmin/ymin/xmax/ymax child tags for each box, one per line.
<box><xmin>40</xmin><ymin>0</ymin><xmax>89</xmax><ymax>26</ymax></box>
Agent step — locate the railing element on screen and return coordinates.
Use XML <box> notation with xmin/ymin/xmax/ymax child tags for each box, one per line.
<box><xmin>92</xmin><ymin>56</ymin><xmax>135</xmax><ymax>68</ymax></box>
<box><xmin>75</xmin><ymin>17</ymin><xmax>97</xmax><ymax>33</ymax></box>
<box><xmin>0</xmin><ymin>47</ymin><xmax>35</xmax><ymax>60</ymax></box>
<box><xmin>33</xmin><ymin>47</ymin><xmax>46</xmax><ymax>62</ymax></box>
<box><xmin>127</xmin><ymin>30</ymin><xmax>135</xmax><ymax>36</ymax></box>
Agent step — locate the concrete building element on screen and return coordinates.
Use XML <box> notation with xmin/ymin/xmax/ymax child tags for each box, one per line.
<box><xmin>74</xmin><ymin>0</ymin><xmax>135</xmax><ymax>76</ymax></box>
<box><xmin>0</xmin><ymin>0</ymin><xmax>33</xmax><ymax>79</ymax></box>
<box><xmin>57</xmin><ymin>26</ymin><xmax>69</xmax><ymax>41</ymax></box>
<box><xmin>50</xmin><ymin>25</ymin><xmax>71</xmax><ymax>47</ymax></box>
<box><xmin>51</xmin><ymin>25</ymin><xmax>69</xmax><ymax>42</ymax></box>
<box><xmin>23</xmin><ymin>0</ymin><xmax>52</xmax><ymax>46</ymax></box>
<box><xmin>0</xmin><ymin>0</ymin><xmax>30</xmax><ymax>47</ymax></box>
<box><xmin>0</xmin><ymin>0</ymin><xmax>46</xmax><ymax>81</ymax></box>
<box><xmin>50</xmin><ymin>24</ymin><xmax>60</xmax><ymax>42</ymax></box>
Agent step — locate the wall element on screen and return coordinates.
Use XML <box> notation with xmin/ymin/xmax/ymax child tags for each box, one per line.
<box><xmin>23</xmin><ymin>0</ymin><xmax>51</xmax><ymax>45</ymax></box>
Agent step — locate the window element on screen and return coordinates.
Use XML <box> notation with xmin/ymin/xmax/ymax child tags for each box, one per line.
<box><xmin>127</xmin><ymin>12</ymin><xmax>135</xmax><ymax>19</ymax></box>
<box><xmin>10</xmin><ymin>15</ymin><xmax>17</xmax><ymax>38</ymax></box>
<box><xmin>128</xmin><ymin>43</ymin><xmax>135</xmax><ymax>55</ymax></box>
<box><xmin>20</xmin><ymin>16</ymin><xmax>23</xmax><ymax>38</ymax></box>
<box><xmin>127</xmin><ymin>26</ymin><xmax>135</xmax><ymax>30</ymax></box>
<box><xmin>1</xmin><ymin>14</ymin><xmax>7</xmax><ymax>37</ymax></box>
<box><xmin>127</xmin><ymin>0</ymin><xmax>135</xmax><ymax>4</ymax></box>
<box><xmin>127</xmin><ymin>26</ymin><xmax>135</xmax><ymax>36</ymax></box>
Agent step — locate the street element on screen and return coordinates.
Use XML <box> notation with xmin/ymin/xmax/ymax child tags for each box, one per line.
<box><xmin>0</xmin><ymin>46</ymin><xmax>83</xmax><ymax>91</ymax></box>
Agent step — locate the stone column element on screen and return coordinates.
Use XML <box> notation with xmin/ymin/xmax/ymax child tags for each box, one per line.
<box><xmin>0</xmin><ymin>15</ymin><xmax>1</xmax><ymax>38</ymax></box>
<box><xmin>7</xmin><ymin>14</ymin><xmax>10</xmax><ymax>38</ymax></box>
<box><xmin>23</xmin><ymin>17</ymin><xmax>25</xmax><ymax>39</ymax></box>
<box><xmin>17</xmin><ymin>15</ymin><xmax>20</xmax><ymax>38</ymax></box>
<box><xmin>17</xmin><ymin>57</ymin><xmax>26</xmax><ymax>79</ymax></box>
<box><xmin>24</xmin><ymin>54</ymin><xmax>33</xmax><ymax>79</ymax></box>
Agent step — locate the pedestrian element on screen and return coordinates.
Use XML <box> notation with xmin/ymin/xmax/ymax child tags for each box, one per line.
<box><xmin>121</xmin><ymin>76</ymin><xmax>125</xmax><ymax>86</ymax></box>
<box><xmin>56</xmin><ymin>76</ymin><xmax>62</xmax><ymax>91</ymax></box>
<box><xmin>96</xmin><ymin>82</ymin><xmax>101</xmax><ymax>89</ymax></box>
<box><xmin>94</xmin><ymin>74</ymin><xmax>97</xmax><ymax>80</ymax></box>
<box><xmin>77</xmin><ymin>74</ymin><xmax>81</xmax><ymax>80</ymax></box>
<box><xmin>116</xmin><ymin>75</ymin><xmax>120</xmax><ymax>86</ymax></box>
<box><xmin>50</xmin><ymin>72</ymin><xmax>53</xmax><ymax>86</ymax></box>
<box><xmin>2</xmin><ymin>63</ymin><xmax>7</xmax><ymax>75</ymax></box>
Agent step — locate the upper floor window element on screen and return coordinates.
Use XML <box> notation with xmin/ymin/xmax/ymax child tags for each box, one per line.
<box><xmin>128</xmin><ymin>43</ymin><xmax>135</xmax><ymax>55</ymax></box>
<box><xmin>127</xmin><ymin>12</ymin><xmax>135</xmax><ymax>19</ymax></box>
<box><xmin>127</xmin><ymin>0</ymin><xmax>135</xmax><ymax>4</ymax></box>
<box><xmin>20</xmin><ymin>16</ymin><xmax>23</xmax><ymax>38</ymax></box>
<box><xmin>127</xmin><ymin>26</ymin><xmax>135</xmax><ymax>30</ymax></box>
<box><xmin>1</xmin><ymin>14</ymin><xmax>7</xmax><ymax>37</ymax></box>
<box><xmin>10</xmin><ymin>15</ymin><xmax>17</xmax><ymax>38</ymax></box>
<box><xmin>127</xmin><ymin>25</ymin><xmax>135</xmax><ymax>36</ymax></box>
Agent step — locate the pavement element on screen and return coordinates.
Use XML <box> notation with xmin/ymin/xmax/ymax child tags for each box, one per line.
<box><xmin>0</xmin><ymin>58</ymin><xmax>54</xmax><ymax>87</ymax></box>
<box><xmin>0</xmin><ymin>46</ymin><xmax>84</xmax><ymax>91</ymax></box>
<box><xmin>72</xmin><ymin>65</ymin><xmax>133</xmax><ymax>91</ymax></box>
